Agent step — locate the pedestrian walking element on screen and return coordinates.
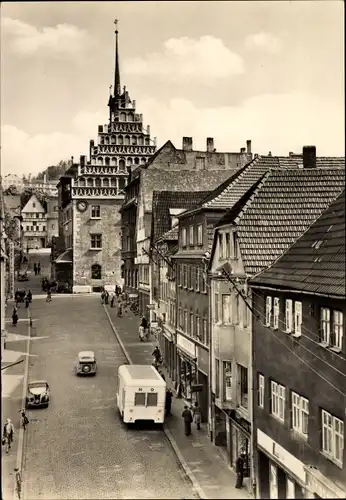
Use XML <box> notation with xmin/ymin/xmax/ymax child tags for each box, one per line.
<box><xmin>34</xmin><ymin>263</ymin><xmax>37</xmax><ymax>276</ymax></box>
<box><xmin>105</xmin><ymin>291</ymin><xmax>109</xmax><ymax>305</ymax></box>
<box><xmin>12</xmin><ymin>307</ymin><xmax>18</xmax><ymax>326</ymax></box>
<box><xmin>101</xmin><ymin>289</ymin><xmax>105</xmax><ymax>304</ymax></box>
<box><xmin>46</xmin><ymin>290</ymin><xmax>52</xmax><ymax>302</ymax></box>
<box><xmin>235</xmin><ymin>451</ymin><xmax>246</xmax><ymax>488</ymax></box>
<box><xmin>110</xmin><ymin>292</ymin><xmax>115</xmax><ymax>308</ymax></box>
<box><xmin>2</xmin><ymin>418</ymin><xmax>14</xmax><ymax>453</ymax></box>
<box><xmin>117</xmin><ymin>302</ymin><xmax>123</xmax><ymax>317</ymax></box>
<box><xmin>152</xmin><ymin>346</ymin><xmax>162</xmax><ymax>365</ymax></box>
<box><xmin>165</xmin><ymin>388</ymin><xmax>173</xmax><ymax>416</ymax></box>
<box><xmin>192</xmin><ymin>401</ymin><xmax>202</xmax><ymax>430</ymax></box>
<box><xmin>139</xmin><ymin>325</ymin><xmax>145</xmax><ymax>341</ymax></box>
<box><xmin>37</xmin><ymin>263</ymin><xmax>41</xmax><ymax>275</ymax></box>
<box><xmin>182</xmin><ymin>405</ymin><xmax>193</xmax><ymax>436</ymax></box>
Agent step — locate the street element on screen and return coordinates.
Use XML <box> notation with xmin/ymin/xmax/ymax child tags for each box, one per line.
<box><xmin>22</xmin><ymin>295</ymin><xmax>197</xmax><ymax>499</ymax></box>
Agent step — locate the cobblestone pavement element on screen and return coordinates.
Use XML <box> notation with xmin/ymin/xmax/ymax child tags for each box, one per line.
<box><xmin>21</xmin><ymin>295</ymin><xmax>198</xmax><ymax>499</ymax></box>
<box><xmin>104</xmin><ymin>303</ymin><xmax>253</xmax><ymax>499</ymax></box>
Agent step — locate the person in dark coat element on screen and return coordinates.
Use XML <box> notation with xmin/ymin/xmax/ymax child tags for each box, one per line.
<box><xmin>34</xmin><ymin>263</ymin><xmax>37</xmax><ymax>276</ymax></box>
<box><xmin>182</xmin><ymin>405</ymin><xmax>193</xmax><ymax>436</ymax></box>
<box><xmin>37</xmin><ymin>263</ymin><xmax>41</xmax><ymax>275</ymax></box>
<box><xmin>12</xmin><ymin>307</ymin><xmax>18</xmax><ymax>326</ymax></box>
<box><xmin>165</xmin><ymin>388</ymin><xmax>173</xmax><ymax>416</ymax></box>
<box><xmin>152</xmin><ymin>346</ymin><xmax>161</xmax><ymax>364</ymax></box>
<box><xmin>192</xmin><ymin>401</ymin><xmax>202</xmax><ymax>430</ymax></box>
<box><xmin>235</xmin><ymin>451</ymin><xmax>246</xmax><ymax>488</ymax></box>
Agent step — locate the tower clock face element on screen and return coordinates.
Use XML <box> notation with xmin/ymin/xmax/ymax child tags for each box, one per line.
<box><xmin>77</xmin><ymin>200</ymin><xmax>88</xmax><ymax>212</ymax></box>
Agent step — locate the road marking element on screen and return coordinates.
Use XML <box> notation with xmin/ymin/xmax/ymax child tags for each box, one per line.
<box><xmin>71</xmin><ymin>451</ymin><xmax>84</xmax><ymax>457</ymax></box>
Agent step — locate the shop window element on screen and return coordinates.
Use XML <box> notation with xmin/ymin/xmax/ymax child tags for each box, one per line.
<box><xmin>91</xmin><ymin>263</ymin><xmax>102</xmax><ymax>280</ymax></box>
<box><xmin>223</xmin><ymin>361</ymin><xmax>232</xmax><ymax>401</ymax></box>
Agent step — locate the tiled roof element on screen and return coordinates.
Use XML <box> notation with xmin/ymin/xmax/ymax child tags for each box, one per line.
<box><xmin>152</xmin><ymin>190</ymin><xmax>210</xmax><ymax>243</ymax></box>
<box><xmin>158</xmin><ymin>225</ymin><xmax>179</xmax><ymax>242</ymax></box>
<box><xmin>234</xmin><ymin>168</ymin><xmax>345</xmax><ymax>276</ymax></box>
<box><xmin>194</xmin><ymin>155</ymin><xmax>345</xmax><ymax>213</ymax></box>
<box><xmin>250</xmin><ymin>190</ymin><xmax>345</xmax><ymax>297</ymax></box>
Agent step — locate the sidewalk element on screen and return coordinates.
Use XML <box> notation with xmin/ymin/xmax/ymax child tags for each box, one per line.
<box><xmin>104</xmin><ymin>304</ymin><xmax>252</xmax><ymax>500</ymax></box>
<box><xmin>1</xmin><ymin>316</ymin><xmax>28</xmax><ymax>500</ymax></box>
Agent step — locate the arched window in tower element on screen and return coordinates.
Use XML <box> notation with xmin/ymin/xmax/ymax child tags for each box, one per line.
<box><xmin>125</xmin><ymin>135</ymin><xmax>130</xmax><ymax>146</ymax></box>
<box><xmin>141</xmin><ymin>158</ymin><xmax>146</xmax><ymax>165</ymax></box>
<box><xmin>139</xmin><ymin>136</ymin><xmax>144</xmax><ymax>146</ymax></box>
<box><xmin>91</xmin><ymin>263</ymin><xmax>102</xmax><ymax>280</ymax></box>
<box><xmin>145</xmin><ymin>137</ymin><xmax>150</xmax><ymax>145</ymax></box>
<box><xmin>128</xmin><ymin>112</ymin><xmax>134</xmax><ymax>121</ymax></box>
<box><xmin>105</xmin><ymin>157</ymin><xmax>110</xmax><ymax>166</ymax></box>
<box><xmin>132</xmin><ymin>136</ymin><xmax>137</xmax><ymax>146</ymax></box>
<box><xmin>111</xmin><ymin>178</ymin><xmax>117</xmax><ymax>187</ymax></box>
<box><xmin>105</xmin><ymin>136</ymin><xmax>110</xmax><ymax>144</ymax></box>
<box><xmin>134</xmin><ymin>157</ymin><xmax>140</xmax><ymax>165</ymax></box>
<box><xmin>95</xmin><ymin>178</ymin><xmax>101</xmax><ymax>187</ymax></box>
<box><xmin>78</xmin><ymin>178</ymin><xmax>86</xmax><ymax>187</ymax></box>
<box><xmin>126</xmin><ymin>157</ymin><xmax>133</xmax><ymax>166</ymax></box>
<box><xmin>103</xmin><ymin>178</ymin><xmax>110</xmax><ymax>187</ymax></box>
<box><xmin>118</xmin><ymin>135</ymin><xmax>123</xmax><ymax>145</ymax></box>
<box><xmin>120</xmin><ymin>112</ymin><xmax>126</xmax><ymax>122</ymax></box>
<box><xmin>111</xmin><ymin>157</ymin><xmax>117</xmax><ymax>166</ymax></box>
<box><xmin>119</xmin><ymin>159</ymin><xmax>126</xmax><ymax>172</ymax></box>
<box><xmin>119</xmin><ymin>178</ymin><xmax>126</xmax><ymax>190</ymax></box>
<box><xmin>111</xmin><ymin>136</ymin><xmax>116</xmax><ymax>144</ymax></box>
<box><xmin>87</xmin><ymin>178</ymin><xmax>94</xmax><ymax>187</ymax></box>
<box><xmin>98</xmin><ymin>157</ymin><xmax>103</xmax><ymax>165</ymax></box>
<box><xmin>100</xmin><ymin>136</ymin><xmax>104</xmax><ymax>144</ymax></box>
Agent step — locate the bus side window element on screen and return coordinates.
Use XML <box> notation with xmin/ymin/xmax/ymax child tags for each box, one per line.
<box><xmin>135</xmin><ymin>392</ymin><xmax>146</xmax><ymax>406</ymax></box>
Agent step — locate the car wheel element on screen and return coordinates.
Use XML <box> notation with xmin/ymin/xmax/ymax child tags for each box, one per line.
<box><xmin>82</xmin><ymin>365</ymin><xmax>91</xmax><ymax>374</ymax></box>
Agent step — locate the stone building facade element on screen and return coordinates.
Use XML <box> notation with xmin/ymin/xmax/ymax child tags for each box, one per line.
<box><xmin>55</xmin><ymin>26</ymin><xmax>156</xmax><ymax>292</ymax></box>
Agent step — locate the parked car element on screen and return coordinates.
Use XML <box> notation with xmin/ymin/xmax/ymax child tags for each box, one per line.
<box><xmin>75</xmin><ymin>351</ymin><xmax>97</xmax><ymax>376</ymax></box>
<box><xmin>26</xmin><ymin>380</ymin><xmax>50</xmax><ymax>408</ymax></box>
<box><xmin>15</xmin><ymin>289</ymin><xmax>26</xmax><ymax>303</ymax></box>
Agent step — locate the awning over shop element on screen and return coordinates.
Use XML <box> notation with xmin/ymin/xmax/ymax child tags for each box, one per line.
<box><xmin>54</xmin><ymin>249</ymin><xmax>73</xmax><ymax>264</ymax></box>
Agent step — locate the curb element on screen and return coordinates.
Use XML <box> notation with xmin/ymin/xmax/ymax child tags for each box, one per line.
<box><xmin>13</xmin><ymin>308</ymin><xmax>31</xmax><ymax>500</ymax></box>
<box><xmin>103</xmin><ymin>305</ymin><xmax>206</xmax><ymax>499</ymax></box>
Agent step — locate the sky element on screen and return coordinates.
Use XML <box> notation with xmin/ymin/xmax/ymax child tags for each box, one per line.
<box><xmin>1</xmin><ymin>1</ymin><xmax>344</xmax><ymax>177</ymax></box>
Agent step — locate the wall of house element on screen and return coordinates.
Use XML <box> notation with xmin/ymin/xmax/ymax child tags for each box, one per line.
<box><xmin>22</xmin><ymin>196</ymin><xmax>47</xmax><ymax>249</ymax></box>
<box><xmin>252</xmin><ymin>288</ymin><xmax>346</xmax><ymax>490</ymax></box>
<box><xmin>73</xmin><ymin>198</ymin><xmax>123</xmax><ymax>292</ymax></box>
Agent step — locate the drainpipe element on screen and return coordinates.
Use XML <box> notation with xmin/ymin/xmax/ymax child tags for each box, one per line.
<box><xmin>250</xmin><ymin>287</ymin><xmax>257</xmax><ymax>497</ymax></box>
<box><xmin>208</xmin><ymin>272</ymin><xmax>214</xmax><ymax>441</ymax></box>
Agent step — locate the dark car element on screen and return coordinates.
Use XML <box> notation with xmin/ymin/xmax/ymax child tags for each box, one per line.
<box><xmin>26</xmin><ymin>380</ymin><xmax>50</xmax><ymax>408</ymax></box>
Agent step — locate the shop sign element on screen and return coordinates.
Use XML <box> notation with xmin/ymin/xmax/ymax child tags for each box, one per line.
<box><xmin>305</xmin><ymin>466</ymin><xmax>345</xmax><ymax>499</ymax></box>
<box><xmin>177</xmin><ymin>334</ymin><xmax>196</xmax><ymax>357</ymax></box>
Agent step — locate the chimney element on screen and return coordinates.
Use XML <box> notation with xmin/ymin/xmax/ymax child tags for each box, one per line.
<box><xmin>240</xmin><ymin>147</ymin><xmax>246</xmax><ymax>153</ymax></box>
<box><xmin>80</xmin><ymin>155</ymin><xmax>86</xmax><ymax>167</ymax></box>
<box><xmin>254</xmin><ymin>153</ymin><xmax>259</xmax><ymax>159</ymax></box>
<box><xmin>43</xmin><ymin>173</ymin><xmax>47</xmax><ymax>184</ymax></box>
<box><xmin>268</xmin><ymin>151</ymin><xmax>272</xmax><ymax>157</ymax></box>
<box><xmin>206</xmin><ymin>137</ymin><xmax>214</xmax><ymax>153</ymax></box>
<box><xmin>246</xmin><ymin>140</ymin><xmax>252</xmax><ymax>154</ymax></box>
<box><xmin>289</xmin><ymin>151</ymin><xmax>294</xmax><ymax>157</ymax></box>
<box><xmin>90</xmin><ymin>140</ymin><xmax>94</xmax><ymax>158</ymax></box>
<box><xmin>182</xmin><ymin>137</ymin><xmax>193</xmax><ymax>152</ymax></box>
<box><xmin>98</xmin><ymin>125</ymin><xmax>103</xmax><ymax>133</ymax></box>
<box><xmin>147</xmin><ymin>125</ymin><xmax>150</xmax><ymax>135</ymax></box>
<box><xmin>303</xmin><ymin>145</ymin><xmax>317</xmax><ymax>168</ymax></box>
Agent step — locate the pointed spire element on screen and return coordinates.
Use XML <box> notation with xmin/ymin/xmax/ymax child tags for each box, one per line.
<box><xmin>114</xmin><ymin>19</ymin><xmax>121</xmax><ymax>98</ymax></box>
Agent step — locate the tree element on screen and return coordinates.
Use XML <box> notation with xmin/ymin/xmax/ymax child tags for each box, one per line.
<box><xmin>33</xmin><ymin>160</ymin><xmax>69</xmax><ymax>182</ymax></box>
<box><xmin>3</xmin><ymin>184</ymin><xmax>20</xmax><ymax>196</ymax></box>
<box><xmin>21</xmin><ymin>187</ymin><xmax>48</xmax><ymax>211</ymax></box>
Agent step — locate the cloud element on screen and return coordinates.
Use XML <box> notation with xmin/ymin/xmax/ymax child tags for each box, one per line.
<box><xmin>1</xmin><ymin>91</ymin><xmax>343</xmax><ymax>177</ymax></box>
<box><xmin>124</xmin><ymin>36</ymin><xmax>244</xmax><ymax>82</ymax></box>
<box><xmin>245</xmin><ymin>32</ymin><xmax>282</xmax><ymax>54</ymax></box>
<box><xmin>2</xmin><ymin>17</ymin><xmax>93</xmax><ymax>56</ymax></box>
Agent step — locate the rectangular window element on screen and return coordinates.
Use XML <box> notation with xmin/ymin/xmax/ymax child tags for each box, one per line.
<box><xmin>258</xmin><ymin>374</ymin><xmax>264</xmax><ymax>408</ymax></box>
<box><xmin>189</xmin><ymin>226</ymin><xmax>194</xmax><ymax>246</ymax></box>
<box><xmin>202</xmin><ymin>269</ymin><xmax>207</xmax><ymax>293</ymax></box>
<box><xmin>285</xmin><ymin>299</ymin><xmax>293</xmax><ymax>333</ymax></box>
<box><xmin>90</xmin><ymin>234</ymin><xmax>102</xmax><ymax>249</ymax></box>
<box><xmin>42</xmin><ymin>226</ymin><xmax>46</xmax><ymax>231</ymax></box>
<box><xmin>273</xmin><ymin>297</ymin><xmax>279</xmax><ymax>330</ymax></box>
<box><xmin>203</xmin><ymin>319</ymin><xmax>208</xmax><ymax>345</ymax></box>
<box><xmin>294</xmin><ymin>301</ymin><xmax>302</xmax><ymax>336</ymax></box>
<box><xmin>184</xmin><ymin>310</ymin><xmax>188</xmax><ymax>332</ymax></box>
<box><xmin>233</xmin><ymin>294</ymin><xmax>239</xmax><ymax>325</ymax></box>
<box><xmin>181</xmin><ymin>228</ymin><xmax>187</xmax><ymax>247</ymax></box>
<box><xmin>215</xmin><ymin>359</ymin><xmax>220</xmax><ymax>398</ymax></box>
<box><xmin>333</xmin><ymin>310</ymin><xmax>343</xmax><ymax>349</ymax></box>
<box><xmin>26</xmin><ymin>225</ymin><xmax>30</xmax><ymax>231</ymax></box>
<box><xmin>134</xmin><ymin>392</ymin><xmax>146</xmax><ymax>406</ymax></box>
<box><xmin>196</xmin><ymin>315</ymin><xmax>200</xmax><ymax>340</ymax></box>
<box><xmin>195</xmin><ymin>266</ymin><xmax>200</xmax><ymax>292</ymax></box>
<box><xmin>219</xmin><ymin>233</ymin><xmax>224</xmax><ymax>259</ymax></box>
<box><xmin>238</xmin><ymin>364</ymin><xmax>248</xmax><ymax>409</ymax></box>
<box><xmin>51</xmin><ymin>224</ymin><xmax>55</xmax><ymax>230</ymax></box>
<box><xmin>232</xmin><ymin>232</ymin><xmax>238</xmax><ymax>258</ymax></box>
<box><xmin>36</xmin><ymin>213</ymin><xmax>39</xmax><ymax>218</ymax></box>
<box><xmin>291</xmin><ymin>391</ymin><xmax>309</xmax><ymax>437</ymax></box>
<box><xmin>197</xmin><ymin>224</ymin><xmax>203</xmax><ymax>246</ymax></box>
<box><xmin>225</xmin><ymin>233</ymin><xmax>231</xmax><ymax>259</ymax></box>
<box><xmin>266</xmin><ymin>296</ymin><xmax>272</xmax><ymax>327</ymax></box>
<box><xmin>214</xmin><ymin>293</ymin><xmax>219</xmax><ymax>323</ymax></box>
<box><xmin>222</xmin><ymin>294</ymin><xmax>232</xmax><ymax>324</ymax></box>
<box><xmin>146</xmin><ymin>392</ymin><xmax>158</xmax><ymax>407</ymax></box>
<box><xmin>183</xmin><ymin>265</ymin><xmax>187</xmax><ymax>288</ymax></box>
<box><xmin>91</xmin><ymin>205</ymin><xmax>101</xmax><ymax>218</ymax></box>
<box><xmin>321</xmin><ymin>307</ymin><xmax>331</xmax><ymax>344</ymax></box>
<box><xmin>190</xmin><ymin>313</ymin><xmax>194</xmax><ymax>337</ymax></box>
<box><xmin>321</xmin><ymin>409</ymin><xmax>344</xmax><ymax>466</ymax></box>
<box><xmin>190</xmin><ymin>266</ymin><xmax>195</xmax><ymax>291</ymax></box>
<box><xmin>224</xmin><ymin>362</ymin><xmax>232</xmax><ymax>401</ymax></box>
<box><xmin>271</xmin><ymin>381</ymin><xmax>285</xmax><ymax>422</ymax></box>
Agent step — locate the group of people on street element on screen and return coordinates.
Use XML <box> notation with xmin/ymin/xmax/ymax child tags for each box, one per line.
<box><xmin>181</xmin><ymin>402</ymin><xmax>202</xmax><ymax>436</ymax></box>
<box><xmin>33</xmin><ymin>262</ymin><xmax>41</xmax><ymax>276</ymax></box>
<box><xmin>139</xmin><ymin>316</ymin><xmax>150</xmax><ymax>342</ymax></box>
<box><xmin>101</xmin><ymin>286</ymin><xmax>125</xmax><ymax>316</ymax></box>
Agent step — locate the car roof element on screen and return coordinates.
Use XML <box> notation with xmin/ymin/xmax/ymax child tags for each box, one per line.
<box><xmin>78</xmin><ymin>351</ymin><xmax>95</xmax><ymax>358</ymax></box>
<box><xmin>28</xmin><ymin>380</ymin><xmax>48</xmax><ymax>385</ymax></box>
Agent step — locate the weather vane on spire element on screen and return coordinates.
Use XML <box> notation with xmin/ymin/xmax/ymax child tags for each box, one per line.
<box><xmin>114</xmin><ymin>19</ymin><xmax>118</xmax><ymax>32</ymax></box>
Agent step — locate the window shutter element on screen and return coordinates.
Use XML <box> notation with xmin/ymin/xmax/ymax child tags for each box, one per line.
<box><xmin>273</xmin><ymin>297</ymin><xmax>279</xmax><ymax>329</ymax></box>
<box><xmin>285</xmin><ymin>299</ymin><xmax>293</xmax><ymax>333</ymax></box>
<box><xmin>294</xmin><ymin>301</ymin><xmax>302</xmax><ymax>336</ymax></box>
<box><xmin>266</xmin><ymin>296</ymin><xmax>272</xmax><ymax>326</ymax></box>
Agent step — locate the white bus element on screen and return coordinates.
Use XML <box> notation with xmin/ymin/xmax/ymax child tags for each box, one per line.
<box><xmin>116</xmin><ymin>364</ymin><xmax>166</xmax><ymax>424</ymax></box>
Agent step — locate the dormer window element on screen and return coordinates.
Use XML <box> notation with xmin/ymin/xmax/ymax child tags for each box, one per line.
<box><xmin>219</xmin><ymin>233</ymin><xmax>224</xmax><ymax>259</ymax></box>
<box><xmin>189</xmin><ymin>226</ymin><xmax>194</xmax><ymax>246</ymax></box>
<box><xmin>181</xmin><ymin>228</ymin><xmax>187</xmax><ymax>247</ymax></box>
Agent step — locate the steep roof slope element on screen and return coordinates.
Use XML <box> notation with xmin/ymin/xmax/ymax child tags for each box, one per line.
<box><xmin>234</xmin><ymin>168</ymin><xmax>345</xmax><ymax>276</ymax></box>
<box><xmin>151</xmin><ymin>190</ymin><xmax>210</xmax><ymax>243</ymax></box>
<box><xmin>250</xmin><ymin>190</ymin><xmax>345</xmax><ymax>297</ymax></box>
